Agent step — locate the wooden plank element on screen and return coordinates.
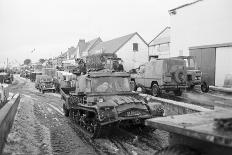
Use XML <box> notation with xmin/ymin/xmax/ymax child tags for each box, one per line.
<box><xmin>146</xmin><ymin>108</ymin><xmax>232</xmax><ymax>147</ymax></box>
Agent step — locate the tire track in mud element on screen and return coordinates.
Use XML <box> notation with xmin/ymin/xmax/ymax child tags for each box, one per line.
<box><xmin>34</xmin><ymin>100</ymin><xmax>98</xmax><ymax>155</ymax></box>
<box><xmin>12</xmin><ymin>77</ymin><xmax>96</xmax><ymax>155</ymax></box>
<box><xmin>108</xmin><ymin>127</ymin><xmax>164</xmax><ymax>155</ymax></box>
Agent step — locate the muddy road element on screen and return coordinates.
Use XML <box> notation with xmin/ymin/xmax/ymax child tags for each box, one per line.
<box><xmin>3</xmin><ymin>75</ymin><xmax>168</xmax><ymax>155</ymax></box>
<box><xmin>3</xmin><ymin>75</ymin><xmax>232</xmax><ymax>155</ymax></box>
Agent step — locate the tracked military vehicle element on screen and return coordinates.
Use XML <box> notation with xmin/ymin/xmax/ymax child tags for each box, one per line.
<box><xmin>60</xmin><ymin>53</ymin><xmax>163</xmax><ymax>138</ymax></box>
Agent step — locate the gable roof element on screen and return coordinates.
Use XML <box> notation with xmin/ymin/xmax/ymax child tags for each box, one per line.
<box><xmin>59</xmin><ymin>52</ymin><xmax>67</xmax><ymax>58</ymax></box>
<box><xmin>57</xmin><ymin>46</ymin><xmax>76</xmax><ymax>59</ymax></box>
<box><xmin>67</xmin><ymin>46</ymin><xmax>76</xmax><ymax>57</ymax></box>
<box><xmin>149</xmin><ymin>27</ymin><xmax>170</xmax><ymax>46</ymax></box>
<box><xmin>79</xmin><ymin>37</ymin><xmax>102</xmax><ymax>56</ymax></box>
<box><xmin>89</xmin><ymin>32</ymin><xmax>147</xmax><ymax>55</ymax></box>
<box><xmin>169</xmin><ymin>0</ymin><xmax>203</xmax><ymax>15</ymax></box>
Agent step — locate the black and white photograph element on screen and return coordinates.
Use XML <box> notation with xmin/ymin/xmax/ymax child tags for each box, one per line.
<box><xmin>0</xmin><ymin>0</ymin><xmax>232</xmax><ymax>154</ymax></box>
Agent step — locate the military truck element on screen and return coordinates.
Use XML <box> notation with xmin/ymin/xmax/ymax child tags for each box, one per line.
<box><xmin>130</xmin><ymin>58</ymin><xmax>187</xmax><ymax>96</ymax></box>
<box><xmin>53</xmin><ymin>71</ymin><xmax>77</xmax><ymax>92</ymax></box>
<box><xmin>175</xmin><ymin>56</ymin><xmax>209</xmax><ymax>92</ymax></box>
<box><xmin>0</xmin><ymin>72</ymin><xmax>13</xmax><ymax>84</ymax></box>
<box><xmin>38</xmin><ymin>75</ymin><xmax>55</xmax><ymax>93</ymax></box>
<box><xmin>60</xmin><ymin>70</ymin><xmax>163</xmax><ymax>138</ymax></box>
<box><xmin>30</xmin><ymin>71</ymin><xmax>42</xmax><ymax>82</ymax></box>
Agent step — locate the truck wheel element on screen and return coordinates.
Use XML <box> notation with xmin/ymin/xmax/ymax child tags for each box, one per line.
<box><xmin>174</xmin><ymin>89</ymin><xmax>182</xmax><ymax>96</ymax></box>
<box><xmin>155</xmin><ymin>145</ymin><xmax>199</xmax><ymax>155</ymax></box>
<box><xmin>151</xmin><ymin>84</ymin><xmax>160</xmax><ymax>97</ymax></box>
<box><xmin>130</xmin><ymin>81</ymin><xmax>137</xmax><ymax>91</ymax></box>
<box><xmin>201</xmin><ymin>82</ymin><xmax>209</xmax><ymax>93</ymax></box>
<box><xmin>63</xmin><ymin>104</ymin><xmax>69</xmax><ymax>117</ymax></box>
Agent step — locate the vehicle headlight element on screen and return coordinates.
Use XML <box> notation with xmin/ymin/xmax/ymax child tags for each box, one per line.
<box><xmin>195</xmin><ymin>76</ymin><xmax>201</xmax><ymax>80</ymax></box>
<box><xmin>98</xmin><ymin>97</ymin><xmax>104</xmax><ymax>103</ymax></box>
<box><xmin>94</xmin><ymin>97</ymin><xmax>104</xmax><ymax>103</ymax></box>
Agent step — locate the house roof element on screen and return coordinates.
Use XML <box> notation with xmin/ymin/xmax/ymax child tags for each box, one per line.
<box><xmin>79</xmin><ymin>37</ymin><xmax>102</xmax><ymax>56</ymax></box>
<box><xmin>59</xmin><ymin>52</ymin><xmax>67</xmax><ymax>58</ymax></box>
<box><xmin>67</xmin><ymin>47</ymin><xmax>76</xmax><ymax>57</ymax></box>
<box><xmin>149</xmin><ymin>27</ymin><xmax>170</xmax><ymax>46</ymax></box>
<box><xmin>57</xmin><ymin>46</ymin><xmax>76</xmax><ymax>59</ymax></box>
<box><xmin>89</xmin><ymin>32</ymin><xmax>147</xmax><ymax>55</ymax></box>
<box><xmin>169</xmin><ymin>0</ymin><xmax>203</xmax><ymax>15</ymax></box>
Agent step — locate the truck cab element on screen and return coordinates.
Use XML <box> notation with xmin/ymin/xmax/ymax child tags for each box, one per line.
<box><xmin>38</xmin><ymin>75</ymin><xmax>55</xmax><ymax>93</ymax></box>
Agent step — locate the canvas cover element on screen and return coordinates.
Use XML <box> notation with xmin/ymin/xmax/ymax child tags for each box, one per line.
<box><xmin>42</xmin><ymin>68</ymin><xmax>56</xmax><ymax>77</ymax></box>
<box><xmin>86</xmin><ymin>53</ymin><xmax>117</xmax><ymax>71</ymax></box>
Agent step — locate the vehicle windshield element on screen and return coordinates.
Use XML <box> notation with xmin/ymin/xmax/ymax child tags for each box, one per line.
<box><xmin>189</xmin><ymin>58</ymin><xmax>195</xmax><ymax>68</ymax></box>
<box><xmin>184</xmin><ymin>58</ymin><xmax>195</xmax><ymax>68</ymax></box>
<box><xmin>92</xmin><ymin>77</ymin><xmax>131</xmax><ymax>93</ymax></box>
<box><xmin>41</xmin><ymin>78</ymin><xmax>53</xmax><ymax>82</ymax></box>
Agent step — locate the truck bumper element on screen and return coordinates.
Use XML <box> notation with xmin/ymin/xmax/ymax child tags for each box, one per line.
<box><xmin>160</xmin><ymin>85</ymin><xmax>187</xmax><ymax>90</ymax></box>
<box><xmin>100</xmin><ymin>114</ymin><xmax>151</xmax><ymax>125</ymax></box>
<box><xmin>42</xmin><ymin>87</ymin><xmax>55</xmax><ymax>91</ymax></box>
<box><xmin>188</xmin><ymin>80</ymin><xmax>201</xmax><ymax>86</ymax></box>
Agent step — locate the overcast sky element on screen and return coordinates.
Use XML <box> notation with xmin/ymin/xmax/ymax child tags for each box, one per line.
<box><xmin>0</xmin><ymin>0</ymin><xmax>191</xmax><ymax>66</ymax></box>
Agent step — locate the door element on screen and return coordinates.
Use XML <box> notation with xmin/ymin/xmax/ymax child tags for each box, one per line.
<box><xmin>190</xmin><ymin>48</ymin><xmax>216</xmax><ymax>86</ymax></box>
<box><xmin>215</xmin><ymin>47</ymin><xmax>232</xmax><ymax>87</ymax></box>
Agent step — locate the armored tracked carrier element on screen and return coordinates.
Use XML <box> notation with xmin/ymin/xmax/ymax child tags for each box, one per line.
<box><xmin>60</xmin><ymin>70</ymin><xmax>163</xmax><ymax>138</ymax></box>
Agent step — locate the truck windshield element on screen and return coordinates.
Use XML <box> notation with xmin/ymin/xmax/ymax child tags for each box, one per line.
<box><xmin>185</xmin><ymin>58</ymin><xmax>195</xmax><ymax>68</ymax></box>
<box><xmin>92</xmin><ymin>77</ymin><xmax>130</xmax><ymax>93</ymax></box>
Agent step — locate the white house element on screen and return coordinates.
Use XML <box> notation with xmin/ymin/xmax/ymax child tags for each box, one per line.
<box><xmin>149</xmin><ymin>27</ymin><xmax>170</xmax><ymax>58</ymax></box>
<box><xmin>89</xmin><ymin>32</ymin><xmax>148</xmax><ymax>72</ymax></box>
<box><xmin>169</xmin><ymin>0</ymin><xmax>232</xmax><ymax>86</ymax></box>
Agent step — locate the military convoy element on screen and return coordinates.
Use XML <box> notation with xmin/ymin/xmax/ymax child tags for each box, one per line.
<box><xmin>18</xmin><ymin>53</ymin><xmax>211</xmax><ymax>138</ymax></box>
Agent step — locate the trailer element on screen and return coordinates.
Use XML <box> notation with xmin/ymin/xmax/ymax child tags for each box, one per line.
<box><xmin>146</xmin><ymin>108</ymin><xmax>232</xmax><ymax>155</ymax></box>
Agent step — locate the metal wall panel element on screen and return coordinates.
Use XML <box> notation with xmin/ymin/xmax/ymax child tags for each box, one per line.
<box><xmin>215</xmin><ymin>47</ymin><xmax>232</xmax><ymax>86</ymax></box>
<box><xmin>190</xmin><ymin>48</ymin><xmax>216</xmax><ymax>86</ymax></box>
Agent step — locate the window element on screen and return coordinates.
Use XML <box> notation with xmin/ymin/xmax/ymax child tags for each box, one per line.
<box><xmin>133</xmin><ymin>43</ymin><xmax>138</xmax><ymax>52</ymax></box>
<box><xmin>92</xmin><ymin>77</ymin><xmax>130</xmax><ymax>93</ymax></box>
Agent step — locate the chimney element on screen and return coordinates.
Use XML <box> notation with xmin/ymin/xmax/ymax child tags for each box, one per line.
<box><xmin>78</xmin><ymin>39</ymin><xmax>86</xmax><ymax>53</ymax></box>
